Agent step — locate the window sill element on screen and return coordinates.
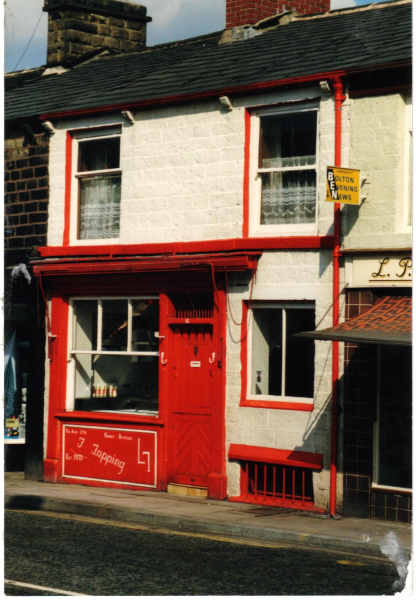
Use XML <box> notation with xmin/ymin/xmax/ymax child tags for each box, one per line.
<box><xmin>69</xmin><ymin>238</ymin><xmax>121</xmax><ymax>246</ymax></box>
<box><xmin>54</xmin><ymin>411</ymin><xmax>164</xmax><ymax>426</ymax></box>
<box><xmin>248</xmin><ymin>224</ymin><xmax>318</xmax><ymax>238</ymax></box>
<box><xmin>240</xmin><ymin>398</ymin><xmax>313</xmax><ymax>412</ymax></box>
<box><xmin>371</xmin><ymin>484</ymin><xmax>412</xmax><ymax>496</ymax></box>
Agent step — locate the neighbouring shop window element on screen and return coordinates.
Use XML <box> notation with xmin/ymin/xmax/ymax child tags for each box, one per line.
<box><xmin>405</xmin><ymin>96</ymin><xmax>412</xmax><ymax>228</ymax></box>
<box><xmin>249</xmin><ymin>304</ymin><xmax>315</xmax><ymax>402</ymax></box>
<box><xmin>76</xmin><ymin>134</ymin><xmax>121</xmax><ymax>240</ymax></box>
<box><xmin>407</xmin><ymin>129</ymin><xmax>412</xmax><ymax>227</ymax></box>
<box><xmin>374</xmin><ymin>346</ymin><xmax>412</xmax><ymax>490</ymax></box>
<box><xmin>69</xmin><ymin>298</ymin><xmax>159</xmax><ymax>414</ymax></box>
<box><xmin>251</xmin><ymin>107</ymin><xmax>318</xmax><ymax>235</ymax></box>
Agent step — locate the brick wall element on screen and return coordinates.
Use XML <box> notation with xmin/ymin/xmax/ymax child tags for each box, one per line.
<box><xmin>4</xmin><ymin>122</ymin><xmax>49</xmax><ymax>479</ymax></box>
<box><xmin>226</xmin><ymin>0</ymin><xmax>330</xmax><ymax>28</ymax></box>
<box><xmin>44</xmin><ymin>0</ymin><xmax>150</xmax><ymax>66</ymax></box>
<box><xmin>4</xmin><ymin>126</ymin><xmax>49</xmax><ymax>264</ymax></box>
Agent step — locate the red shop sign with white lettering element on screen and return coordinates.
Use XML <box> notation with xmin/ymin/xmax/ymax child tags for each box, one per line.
<box><xmin>63</xmin><ymin>425</ymin><xmax>157</xmax><ymax>487</ymax></box>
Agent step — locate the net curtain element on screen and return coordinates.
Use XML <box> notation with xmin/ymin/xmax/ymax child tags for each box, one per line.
<box><xmin>79</xmin><ymin>175</ymin><xmax>121</xmax><ymax>239</ymax></box>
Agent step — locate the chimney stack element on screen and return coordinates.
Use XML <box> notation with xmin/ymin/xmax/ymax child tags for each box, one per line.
<box><xmin>226</xmin><ymin>0</ymin><xmax>330</xmax><ymax>29</ymax></box>
<box><xmin>43</xmin><ymin>0</ymin><xmax>151</xmax><ymax>66</ymax></box>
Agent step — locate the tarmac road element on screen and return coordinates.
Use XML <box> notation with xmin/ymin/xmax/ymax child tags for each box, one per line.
<box><xmin>5</xmin><ymin>510</ymin><xmax>401</xmax><ymax>596</ymax></box>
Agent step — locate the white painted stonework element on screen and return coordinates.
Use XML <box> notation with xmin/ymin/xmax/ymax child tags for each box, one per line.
<box><xmin>225</xmin><ymin>250</ymin><xmax>336</xmax><ymax>509</ymax></box>
<box><xmin>47</xmin><ymin>86</ymin><xmax>338</xmax><ymax>247</ymax></box>
<box><xmin>342</xmin><ymin>92</ymin><xmax>412</xmax><ymax>250</ymax></box>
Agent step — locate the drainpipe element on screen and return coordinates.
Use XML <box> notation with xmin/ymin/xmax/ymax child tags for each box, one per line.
<box><xmin>329</xmin><ymin>77</ymin><xmax>346</xmax><ymax>517</ymax></box>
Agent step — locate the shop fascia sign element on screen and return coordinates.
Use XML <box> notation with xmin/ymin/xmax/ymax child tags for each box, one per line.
<box><xmin>326</xmin><ymin>167</ymin><xmax>363</xmax><ymax>205</ymax></box>
<box><xmin>345</xmin><ymin>254</ymin><xmax>412</xmax><ymax>287</ymax></box>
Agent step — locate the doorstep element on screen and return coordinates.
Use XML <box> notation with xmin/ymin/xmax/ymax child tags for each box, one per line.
<box><xmin>167</xmin><ymin>483</ymin><xmax>208</xmax><ymax>498</ymax></box>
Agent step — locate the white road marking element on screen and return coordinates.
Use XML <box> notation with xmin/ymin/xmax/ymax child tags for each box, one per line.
<box><xmin>4</xmin><ymin>579</ymin><xmax>90</xmax><ymax>596</ymax></box>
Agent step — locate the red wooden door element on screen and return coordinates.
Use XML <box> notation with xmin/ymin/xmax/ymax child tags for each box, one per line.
<box><xmin>169</xmin><ymin>324</ymin><xmax>218</xmax><ymax>487</ymax></box>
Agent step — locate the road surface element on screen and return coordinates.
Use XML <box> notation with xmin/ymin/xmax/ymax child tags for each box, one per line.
<box><xmin>5</xmin><ymin>510</ymin><xmax>400</xmax><ymax>596</ymax></box>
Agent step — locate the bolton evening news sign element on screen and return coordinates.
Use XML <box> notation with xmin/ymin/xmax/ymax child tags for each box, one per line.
<box><xmin>326</xmin><ymin>166</ymin><xmax>361</xmax><ymax>205</ymax></box>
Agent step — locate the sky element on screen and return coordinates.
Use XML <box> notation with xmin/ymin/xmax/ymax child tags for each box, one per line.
<box><xmin>4</xmin><ymin>0</ymin><xmax>388</xmax><ymax>73</ymax></box>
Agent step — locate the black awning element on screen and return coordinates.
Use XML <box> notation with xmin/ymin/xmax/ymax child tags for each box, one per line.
<box><xmin>296</xmin><ymin>296</ymin><xmax>412</xmax><ymax>346</ymax></box>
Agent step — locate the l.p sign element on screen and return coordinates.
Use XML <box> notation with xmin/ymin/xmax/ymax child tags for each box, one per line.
<box><xmin>326</xmin><ymin>166</ymin><xmax>361</xmax><ymax>205</ymax></box>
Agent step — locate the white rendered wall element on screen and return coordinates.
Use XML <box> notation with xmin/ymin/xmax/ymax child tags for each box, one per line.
<box><xmin>342</xmin><ymin>92</ymin><xmax>412</xmax><ymax>250</ymax></box>
<box><xmin>47</xmin><ymin>87</ymin><xmax>337</xmax><ymax>247</ymax></box>
<box><xmin>225</xmin><ymin>250</ymin><xmax>337</xmax><ymax>510</ymax></box>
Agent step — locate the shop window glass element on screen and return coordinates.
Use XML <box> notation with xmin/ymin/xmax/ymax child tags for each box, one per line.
<box><xmin>102</xmin><ymin>299</ymin><xmax>128</xmax><ymax>352</ymax></box>
<box><xmin>70</xmin><ymin>298</ymin><xmax>159</xmax><ymax>415</ymax></box>
<box><xmin>257</xmin><ymin>111</ymin><xmax>317</xmax><ymax>226</ymax></box>
<box><xmin>73</xmin><ymin>300</ymin><xmax>98</xmax><ymax>351</ymax></box>
<box><xmin>376</xmin><ymin>346</ymin><xmax>412</xmax><ymax>489</ymax></box>
<box><xmin>250</xmin><ymin>306</ymin><xmax>315</xmax><ymax>400</ymax></box>
<box><xmin>131</xmin><ymin>299</ymin><xmax>160</xmax><ymax>353</ymax></box>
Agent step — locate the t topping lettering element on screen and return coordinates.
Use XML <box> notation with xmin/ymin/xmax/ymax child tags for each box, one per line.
<box><xmin>91</xmin><ymin>443</ymin><xmax>125</xmax><ymax>474</ymax></box>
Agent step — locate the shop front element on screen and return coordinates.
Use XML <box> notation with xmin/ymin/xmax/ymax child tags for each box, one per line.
<box><xmin>299</xmin><ymin>252</ymin><xmax>412</xmax><ymax>521</ymax></box>
<box><xmin>34</xmin><ymin>253</ymin><xmax>259</xmax><ymax>499</ymax></box>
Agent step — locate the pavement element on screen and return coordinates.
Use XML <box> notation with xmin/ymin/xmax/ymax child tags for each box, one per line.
<box><xmin>4</xmin><ymin>472</ymin><xmax>412</xmax><ymax>560</ymax></box>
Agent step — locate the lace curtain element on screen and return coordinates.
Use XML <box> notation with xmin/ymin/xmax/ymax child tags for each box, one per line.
<box><xmin>261</xmin><ymin>163</ymin><xmax>316</xmax><ymax>225</ymax></box>
<box><xmin>79</xmin><ymin>175</ymin><xmax>121</xmax><ymax>239</ymax></box>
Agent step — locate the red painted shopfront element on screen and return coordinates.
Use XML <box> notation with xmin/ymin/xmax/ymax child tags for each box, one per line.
<box><xmin>34</xmin><ymin>253</ymin><xmax>259</xmax><ymax>499</ymax></box>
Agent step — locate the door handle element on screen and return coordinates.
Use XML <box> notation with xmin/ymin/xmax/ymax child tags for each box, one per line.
<box><xmin>209</xmin><ymin>352</ymin><xmax>215</xmax><ymax>364</ymax></box>
<box><xmin>161</xmin><ymin>352</ymin><xmax>168</xmax><ymax>365</ymax></box>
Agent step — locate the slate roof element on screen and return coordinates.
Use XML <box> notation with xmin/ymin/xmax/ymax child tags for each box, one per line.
<box><xmin>5</xmin><ymin>0</ymin><xmax>411</xmax><ymax>121</ymax></box>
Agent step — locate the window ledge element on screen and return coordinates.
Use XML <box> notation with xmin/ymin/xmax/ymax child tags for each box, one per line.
<box><xmin>69</xmin><ymin>238</ymin><xmax>121</xmax><ymax>246</ymax></box>
<box><xmin>371</xmin><ymin>485</ymin><xmax>412</xmax><ymax>496</ymax></box>
<box><xmin>228</xmin><ymin>444</ymin><xmax>323</xmax><ymax>470</ymax></box>
<box><xmin>54</xmin><ymin>411</ymin><xmax>164</xmax><ymax>426</ymax></box>
<box><xmin>249</xmin><ymin>225</ymin><xmax>317</xmax><ymax>238</ymax></box>
<box><xmin>240</xmin><ymin>398</ymin><xmax>313</xmax><ymax>411</ymax></box>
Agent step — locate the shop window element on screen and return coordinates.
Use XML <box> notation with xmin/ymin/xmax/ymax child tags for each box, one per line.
<box><xmin>405</xmin><ymin>101</ymin><xmax>412</xmax><ymax>228</ymax></box>
<box><xmin>75</xmin><ymin>131</ymin><xmax>121</xmax><ymax>240</ymax></box>
<box><xmin>373</xmin><ymin>346</ymin><xmax>412</xmax><ymax>490</ymax></box>
<box><xmin>250</xmin><ymin>106</ymin><xmax>318</xmax><ymax>236</ymax></box>
<box><xmin>248</xmin><ymin>304</ymin><xmax>315</xmax><ymax>404</ymax></box>
<box><xmin>68</xmin><ymin>297</ymin><xmax>159</xmax><ymax>415</ymax></box>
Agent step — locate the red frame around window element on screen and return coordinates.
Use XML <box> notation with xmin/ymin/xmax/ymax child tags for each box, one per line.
<box><xmin>239</xmin><ymin>302</ymin><xmax>314</xmax><ymax>412</ymax></box>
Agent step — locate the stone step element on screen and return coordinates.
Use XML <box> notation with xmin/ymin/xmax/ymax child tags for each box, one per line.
<box><xmin>167</xmin><ymin>483</ymin><xmax>208</xmax><ymax>498</ymax></box>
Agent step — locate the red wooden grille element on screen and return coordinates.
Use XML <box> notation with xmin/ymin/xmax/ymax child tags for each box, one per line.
<box><xmin>171</xmin><ymin>293</ymin><xmax>214</xmax><ymax>319</ymax></box>
<box><xmin>240</xmin><ymin>460</ymin><xmax>317</xmax><ymax>511</ymax></box>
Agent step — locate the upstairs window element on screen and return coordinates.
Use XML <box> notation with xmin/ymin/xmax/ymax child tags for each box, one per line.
<box><xmin>75</xmin><ymin>132</ymin><xmax>121</xmax><ymax>240</ymax></box>
<box><xmin>250</xmin><ymin>106</ymin><xmax>318</xmax><ymax>236</ymax></box>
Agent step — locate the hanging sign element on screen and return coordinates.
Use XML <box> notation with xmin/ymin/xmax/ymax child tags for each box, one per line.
<box><xmin>63</xmin><ymin>425</ymin><xmax>157</xmax><ymax>487</ymax></box>
<box><xmin>326</xmin><ymin>166</ymin><xmax>361</xmax><ymax>205</ymax></box>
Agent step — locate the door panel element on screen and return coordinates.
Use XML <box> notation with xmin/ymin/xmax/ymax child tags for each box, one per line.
<box><xmin>172</xmin><ymin>415</ymin><xmax>212</xmax><ymax>486</ymax></box>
